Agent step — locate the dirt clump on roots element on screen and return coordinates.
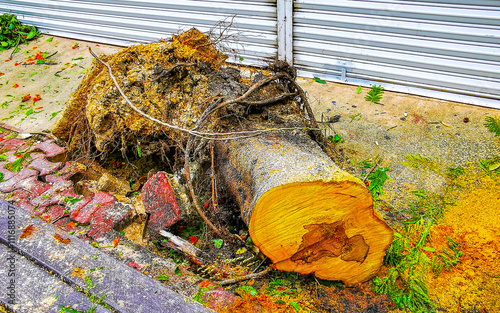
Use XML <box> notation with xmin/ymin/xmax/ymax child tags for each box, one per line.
<box><xmin>52</xmin><ymin>28</ymin><xmax>306</xmax><ymax>159</ymax></box>
<box><xmin>53</xmin><ymin>28</ymin><xmax>227</xmax><ymax>153</ymax></box>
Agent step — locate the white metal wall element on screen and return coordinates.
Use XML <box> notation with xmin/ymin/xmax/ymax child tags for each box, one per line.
<box><xmin>293</xmin><ymin>0</ymin><xmax>500</xmax><ymax>108</ymax></box>
<box><xmin>0</xmin><ymin>0</ymin><xmax>277</xmax><ymax>66</ymax></box>
<box><xmin>2</xmin><ymin>0</ymin><xmax>500</xmax><ymax>108</ymax></box>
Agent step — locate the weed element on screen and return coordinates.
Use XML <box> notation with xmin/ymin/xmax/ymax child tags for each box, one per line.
<box><xmin>157</xmin><ymin>274</ymin><xmax>169</xmax><ymax>281</ymax></box>
<box><xmin>328</xmin><ymin>134</ymin><xmax>343</xmax><ymax>144</ymax></box>
<box><xmin>358</xmin><ymin>159</ymin><xmax>372</xmax><ymax>168</ymax></box>
<box><xmin>410</xmin><ymin>189</ymin><xmax>428</xmax><ymax>199</ymax></box>
<box><xmin>375</xmin><ymin>194</ymin><xmax>461</xmax><ymax>312</ymax></box>
<box><xmin>365</xmin><ymin>85</ymin><xmax>384</xmax><ymax>104</ymax></box>
<box><xmin>479</xmin><ymin>158</ymin><xmax>500</xmax><ymax>178</ymax></box>
<box><xmin>367</xmin><ymin>167</ymin><xmax>390</xmax><ymax>200</ymax></box>
<box><xmin>355</xmin><ymin>86</ymin><xmax>362</xmax><ymax>94</ymax></box>
<box><xmin>59</xmin><ymin>275</ymin><xmax>108</xmax><ymax>313</ymax></box>
<box><xmin>5</xmin><ymin>152</ymin><xmax>32</xmax><ymax>172</ymax></box>
<box><xmin>446</xmin><ymin>167</ymin><xmax>464</xmax><ymax>179</ymax></box>
<box><xmin>484</xmin><ymin>116</ymin><xmax>500</xmax><ymax>137</ymax></box>
<box><xmin>373</xmin><ymin>220</ymin><xmax>434</xmax><ymax>312</ymax></box>
<box><xmin>431</xmin><ymin>236</ymin><xmax>462</xmax><ymax>278</ymax></box>
<box><xmin>349</xmin><ymin>113</ymin><xmax>362</xmax><ymax>123</ymax></box>
<box><xmin>0</xmin><ymin>14</ymin><xmax>41</xmax><ymax>51</ymax></box>
<box><xmin>313</xmin><ymin>77</ymin><xmax>326</xmax><ymax>84</ymax></box>
<box><xmin>401</xmin><ymin>154</ymin><xmax>438</xmax><ymax>170</ymax></box>
<box><xmin>63</xmin><ymin>196</ymin><xmax>83</xmax><ymax>205</ymax></box>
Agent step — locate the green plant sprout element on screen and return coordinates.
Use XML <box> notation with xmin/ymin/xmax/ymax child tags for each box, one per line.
<box><xmin>484</xmin><ymin>116</ymin><xmax>500</xmax><ymax>137</ymax></box>
<box><xmin>365</xmin><ymin>85</ymin><xmax>384</xmax><ymax>104</ymax></box>
<box><xmin>401</xmin><ymin>154</ymin><xmax>438</xmax><ymax>171</ymax></box>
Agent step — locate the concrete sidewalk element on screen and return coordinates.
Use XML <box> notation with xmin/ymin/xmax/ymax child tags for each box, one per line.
<box><xmin>0</xmin><ymin>199</ymin><xmax>212</xmax><ymax>313</ymax></box>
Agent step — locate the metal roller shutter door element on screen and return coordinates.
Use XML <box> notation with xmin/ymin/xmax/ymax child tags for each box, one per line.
<box><xmin>0</xmin><ymin>0</ymin><xmax>278</xmax><ymax>66</ymax></box>
<box><xmin>294</xmin><ymin>0</ymin><xmax>500</xmax><ymax>108</ymax></box>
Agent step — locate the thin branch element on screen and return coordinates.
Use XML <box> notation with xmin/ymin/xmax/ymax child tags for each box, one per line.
<box><xmin>210</xmin><ymin>141</ymin><xmax>219</xmax><ymax>213</ymax></box>
<box><xmin>184</xmin><ymin>138</ymin><xmax>222</xmax><ymax>236</ymax></box>
<box><xmin>215</xmin><ymin>266</ymin><xmax>272</xmax><ymax>286</ymax></box>
<box><xmin>195</xmin><ymin>15</ymin><xmax>236</xmax><ymax>50</ymax></box>
<box><xmin>9</xmin><ymin>33</ymin><xmax>21</xmax><ymax>60</ymax></box>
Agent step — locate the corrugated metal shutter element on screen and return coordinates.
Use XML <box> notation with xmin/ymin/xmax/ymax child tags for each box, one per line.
<box><xmin>293</xmin><ymin>0</ymin><xmax>500</xmax><ymax>108</ymax></box>
<box><xmin>0</xmin><ymin>0</ymin><xmax>277</xmax><ymax>66</ymax></box>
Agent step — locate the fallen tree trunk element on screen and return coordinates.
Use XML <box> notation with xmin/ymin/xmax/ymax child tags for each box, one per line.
<box><xmin>215</xmin><ymin>132</ymin><xmax>393</xmax><ymax>285</ymax></box>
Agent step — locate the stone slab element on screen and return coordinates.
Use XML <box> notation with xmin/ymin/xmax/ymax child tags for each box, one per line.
<box><xmin>0</xmin><ymin>243</ymin><xmax>111</xmax><ymax>313</ymax></box>
<box><xmin>0</xmin><ymin>200</ymin><xmax>213</xmax><ymax>313</ymax></box>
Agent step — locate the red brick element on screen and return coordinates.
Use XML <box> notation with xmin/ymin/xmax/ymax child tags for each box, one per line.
<box><xmin>0</xmin><ymin>166</ymin><xmax>17</xmax><ymax>181</ymax></box>
<box><xmin>66</xmin><ymin>196</ymin><xmax>92</xmax><ymax>214</ymax></box>
<box><xmin>31</xmin><ymin>139</ymin><xmax>67</xmax><ymax>158</ymax></box>
<box><xmin>31</xmin><ymin>183</ymin><xmax>74</xmax><ymax>209</ymax></box>
<box><xmin>71</xmin><ymin>192</ymin><xmax>115</xmax><ymax>224</ymax></box>
<box><xmin>14</xmin><ymin>176</ymin><xmax>51</xmax><ymax>197</ymax></box>
<box><xmin>46</xmin><ymin>161</ymin><xmax>86</xmax><ymax>182</ymax></box>
<box><xmin>0</xmin><ymin>168</ymin><xmax>39</xmax><ymax>193</ymax></box>
<box><xmin>27</xmin><ymin>157</ymin><xmax>62</xmax><ymax>176</ymax></box>
<box><xmin>201</xmin><ymin>288</ymin><xmax>237</xmax><ymax>310</ymax></box>
<box><xmin>44</xmin><ymin>174</ymin><xmax>73</xmax><ymax>189</ymax></box>
<box><xmin>40</xmin><ymin>205</ymin><xmax>69</xmax><ymax>223</ymax></box>
<box><xmin>16</xmin><ymin>199</ymin><xmax>36</xmax><ymax>214</ymax></box>
<box><xmin>7</xmin><ymin>189</ymin><xmax>39</xmax><ymax>215</ymax></box>
<box><xmin>0</xmin><ymin>138</ymin><xmax>24</xmax><ymax>150</ymax></box>
<box><xmin>86</xmin><ymin>226</ymin><xmax>111</xmax><ymax>240</ymax></box>
<box><xmin>57</xmin><ymin>220</ymin><xmax>81</xmax><ymax>233</ymax></box>
<box><xmin>141</xmin><ymin>172</ymin><xmax>181</xmax><ymax>236</ymax></box>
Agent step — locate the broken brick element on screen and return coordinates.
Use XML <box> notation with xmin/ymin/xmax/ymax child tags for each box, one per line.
<box><xmin>7</xmin><ymin>189</ymin><xmax>39</xmax><ymax>215</ymax></box>
<box><xmin>66</xmin><ymin>196</ymin><xmax>92</xmax><ymax>214</ymax></box>
<box><xmin>0</xmin><ymin>167</ymin><xmax>39</xmax><ymax>193</ymax></box>
<box><xmin>71</xmin><ymin>192</ymin><xmax>115</xmax><ymax>224</ymax></box>
<box><xmin>141</xmin><ymin>172</ymin><xmax>181</xmax><ymax>237</ymax></box>
<box><xmin>87</xmin><ymin>202</ymin><xmax>133</xmax><ymax>239</ymax></box>
<box><xmin>44</xmin><ymin>173</ymin><xmax>73</xmax><ymax>190</ymax></box>
<box><xmin>31</xmin><ymin>139</ymin><xmax>67</xmax><ymax>158</ymax></box>
<box><xmin>27</xmin><ymin>157</ymin><xmax>62</xmax><ymax>176</ymax></box>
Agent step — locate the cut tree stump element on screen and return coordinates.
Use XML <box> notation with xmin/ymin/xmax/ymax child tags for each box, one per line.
<box><xmin>215</xmin><ymin>132</ymin><xmax>393</xmax><ymax>285</ymax></box>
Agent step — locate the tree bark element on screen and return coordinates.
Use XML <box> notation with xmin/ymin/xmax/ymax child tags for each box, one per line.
<box><xmin>215</xmin><ymin>132</ymin><xmax>393</xmax><ymax>285</ymax></box>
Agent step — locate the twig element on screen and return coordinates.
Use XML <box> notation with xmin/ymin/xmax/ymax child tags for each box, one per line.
<box><xmin>210</xmin><ymin>141</ymin><xmax>219</xmax><ymax>213</ymax></box>
<box><xmin>9</xmin><ymin>33</ymin><xmax>21</xmax><ymax>60</ymax></box>
<box><xmin>184</xmin><ymin>138</ymin><xmax>222</xmax><ymax>236</ymax></box>
<box><xmin>215</xmin><ymin>266</ymin><xmax>272</xmax><ymax>286</ymax></box>
<box><xmin>363</xmin><ymin>162</ymin><xmax>380</xmax><ymax>182</ymax></box>
<box><xmin>252</xmin><ymin>257</ymin><xmax>267</xmax><ymax>273</ymax></box>
<box><xmin>195</xmin><ymin>15</ymin><xmax>236</xmax><ymax>50</ymax></box>
<box><xmin>46</xmin><ymin>51</ymin><xmax>58</xmax><ymax>59</ymax></box>
<box><xmin>159</xmin><ymin>230</ymin><xmax>203</xmax><ymax>257</ymax></box>
<box><xmin>236</xmin><ymin>92</ymin><xmax>297</xmax><ymax>107</ymax></box>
